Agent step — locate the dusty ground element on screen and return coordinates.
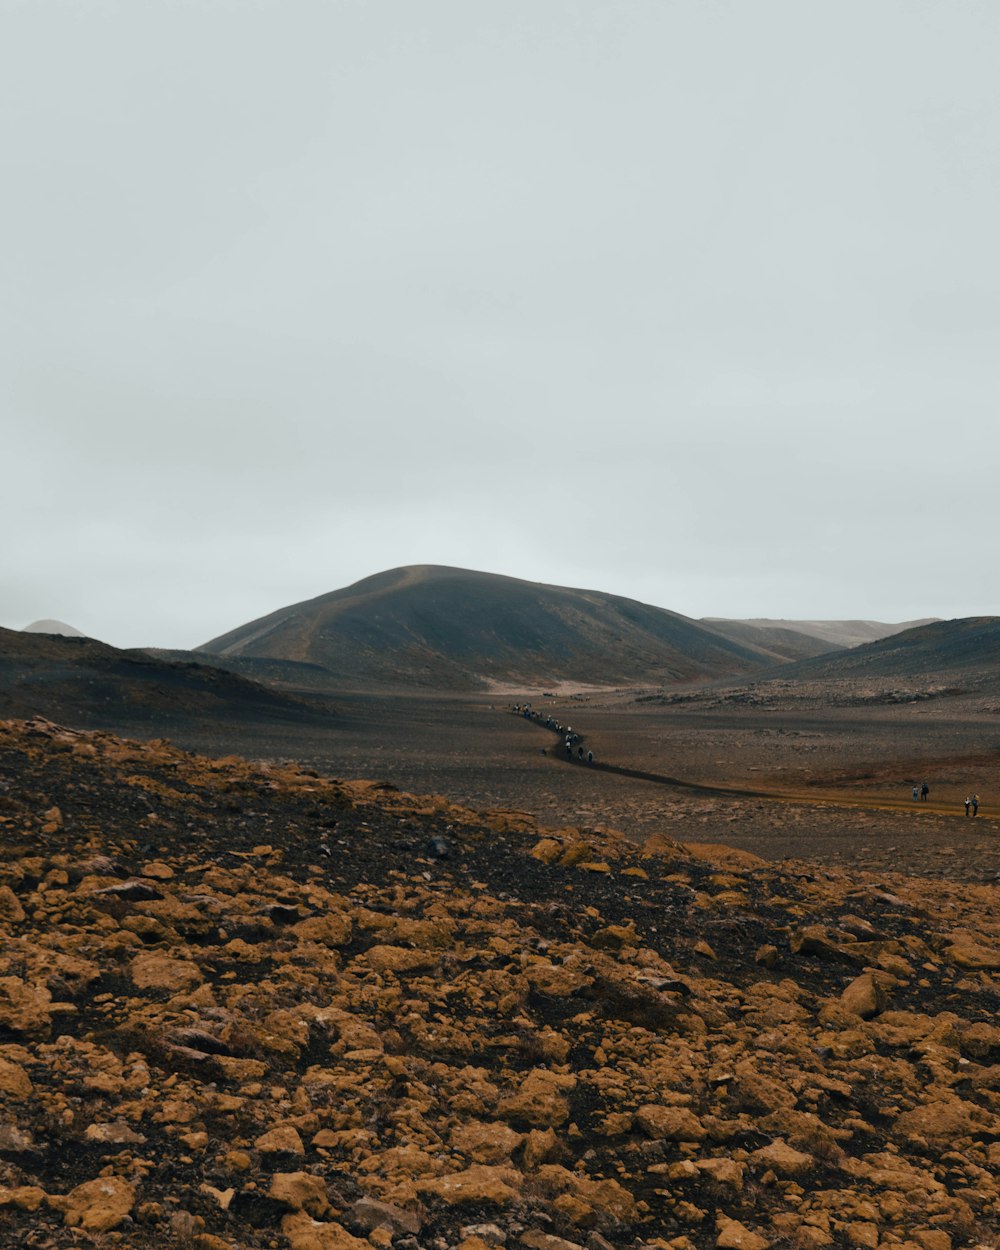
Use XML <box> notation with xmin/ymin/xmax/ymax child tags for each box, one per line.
<box><xmin>146</xmin><ymin>684</ymin><xmax>1000</xmax><ymax>888</ymax></box>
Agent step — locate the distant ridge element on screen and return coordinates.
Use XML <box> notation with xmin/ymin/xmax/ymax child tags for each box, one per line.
<box><xmin>199</xmin><ymin>565</ymin><xmax>789</xmax><ymax>691</ymax></box>
<box><xmin>703</xmin><ymin>617</ymin><xmax>937</xmax><ymax>651</ymax></box>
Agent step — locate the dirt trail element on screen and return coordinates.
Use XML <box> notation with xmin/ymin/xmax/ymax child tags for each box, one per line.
<box><xmin>527</xmin><ymin>711</ymin><xmax>994</xmax><ymax>821</ymax></box>
<box><xmin>583</xmin><ymin>757</ymin><xmax>979</xmax><ymax>817</ymax></box>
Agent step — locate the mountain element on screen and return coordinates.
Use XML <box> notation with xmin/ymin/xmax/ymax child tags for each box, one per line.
<box><xmin>22</xmin><ymin>618</ymin><xmax>87</xmax><ymax>637</ymax></box>
<box><xmin>703</xmin><ymin>617</ymin><xmax>937</xmax><ymax>651</ymax></box>
<box><xmin>0</xmin><ymin>626</ymin><xmax>331</xmax><ymax>730</ymax></box>
<box><xmin>772</xmin><ymin>616</ymin><xmax>1000</xmax><ymax>685</ymax></box>
<box><xmin>198</xmin><ymin>565</ymin><xmax>787</xmax><ymax>690</ymax></box>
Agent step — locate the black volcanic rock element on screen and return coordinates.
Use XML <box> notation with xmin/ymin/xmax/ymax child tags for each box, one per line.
<box><xmin>198</xmin><ymin>564</ymin><xmax>783</xmax><ymax>690</ymax></box>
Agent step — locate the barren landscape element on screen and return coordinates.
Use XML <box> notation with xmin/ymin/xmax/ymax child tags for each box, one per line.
<box><xmin>9</xmin><ymin>0</ymin><xmax>1000</xmax><ymax>1243</ymax></box>
<box><xmin>3</xmin><ymin>587</ymin><xmax>1000</xmax><ymax>1250</ymax></box>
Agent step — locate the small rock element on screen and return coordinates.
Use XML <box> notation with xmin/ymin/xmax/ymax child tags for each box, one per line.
<box><xmin>270</xmin><ymin>1172</ymin><xmax>331</xmax><ymax>1217</ymax></box>
<box><xmin>840</xmin><ymin>972</ymin><xmax>888</xmax><ymax>1019</ymax></box>
<box><xmin>255</xmin><ymin>1125</ymin><xmax>305</xmax><ymax>1156</ymax></box>
<box><xmin>345</xmin><ymin>1197</ymin><xmax>423</xmax><ymax>1236</ymax></box>
<box><xmin>55</xmin><ymin>1176</ymin><xmax>136</xmax><ymax>1233</ymax></box>
<box><xmin>715</xmin><ymin>1217</ymin><xmax>769</xmax><ymax>1250</ymax></box>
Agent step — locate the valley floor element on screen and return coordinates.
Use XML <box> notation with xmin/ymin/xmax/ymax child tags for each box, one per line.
<box><xmin>147</xmin><ymin>687</ymin><xmax>1000</xmax><ymax>887</ymax></box>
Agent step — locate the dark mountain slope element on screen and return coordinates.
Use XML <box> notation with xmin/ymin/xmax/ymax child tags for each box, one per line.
<box><xmin>0</xmin><ymin>627</ymin><xmax>331</xmax><ymax>731</ymax></box>
<box><xmin>198</xmin><ymin>565</ymin><xmax>784</xmax><ymax>690</ymax></box>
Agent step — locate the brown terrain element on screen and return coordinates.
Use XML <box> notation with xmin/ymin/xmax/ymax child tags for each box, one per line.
<box><xmin>2</xmin><ymin>575</ymin><xmax>999</xmax><ymax>1248</ymax></box>
<box><xmin>2</xmin><ymin>717</ymin><xmax>999</xmax><ymax>1250</ymax></box>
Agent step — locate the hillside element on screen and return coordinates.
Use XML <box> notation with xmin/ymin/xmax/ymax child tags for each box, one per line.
<box><xmin>772</xmin><ymin>616</ymin><xmax>1000</xmax><ymax>686</ymax></box>
<box><xmin>198</xmin><ymin>566</ymin><xmax>784</xmax><ymax>691</ymax></box>
<box><xmin>1</xmin><ymin>717</ymin><xmax>998</xmax><ymax>1249</ymax></box>
<box><xmin>0</xmin><ymin>627</ymin><xmax>331</xmax><ymax>731</ymax></box>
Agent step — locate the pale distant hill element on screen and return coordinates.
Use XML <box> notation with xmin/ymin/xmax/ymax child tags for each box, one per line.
<box><xmin>698</xmin><ymin>621</ymin><xmax>843</xmax><ymax>663</ymax></box>
<box><xmin>703</xmin><ymin>617</ymin><xmax>937</xmax><ymax>651</ymax></box>
<box><xmin>22</xmin><ymin>618</ymin><xmax>87</xmax><ymax>638</ymax></box>
<box><xmin>199</xmin><ymin>565</ymin><xmax>788</xmax><ymax>691</ymax></box>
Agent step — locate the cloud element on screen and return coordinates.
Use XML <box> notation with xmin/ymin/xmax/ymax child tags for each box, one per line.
<box><xmin>2</xmin><ymin>1</ymin><xmax>999</xmax><ymax>647</ymax></box>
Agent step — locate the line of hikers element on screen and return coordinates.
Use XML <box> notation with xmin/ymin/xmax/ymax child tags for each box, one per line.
<box><xmin>510</xmin><ymin>703</ymin><xmax>594</xmax><ymax>764</ymax></box>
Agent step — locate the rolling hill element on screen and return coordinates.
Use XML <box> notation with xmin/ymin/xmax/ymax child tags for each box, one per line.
<box><xmin>198</xmin><ymin>565</ymin><xmax>792</xmax><ymax>690</ymax></box>
<box><xmin>0</xmin><ymin>627</ymin><xmax>331</xmax><ymax>731</ymax></box>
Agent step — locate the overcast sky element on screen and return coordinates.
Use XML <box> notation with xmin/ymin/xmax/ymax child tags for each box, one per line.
<box><xmin>3</xmin><ymin>1</ymin><xmax>999</xmax><ymax>650</ymax></box>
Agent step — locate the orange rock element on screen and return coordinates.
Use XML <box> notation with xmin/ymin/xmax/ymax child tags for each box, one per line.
<box><xmin>635</xmin><ymin>1104</ymin><xmax>707</xmax><ymax>1142</ymax></box>
<box><xmin>0</xmin><ymin>885</ymin><xmax>25</xmax><ymax>923</ymax></box>
<box><xmin>281</xmin><ymin>1212</ymin><xmax>371</xmax><ymax>1250</ymax></box>
<box><xmin>293</xmin><ymin>913</ymin><xmax>353</xmax><ymax>948</ymax></box>
<box><xmin>0</xmin><ymin>1056</ymin><xmax>32</xmax><ymax>1097</ymax></box>
<box><xmin>55</xmin><ymin>1176</ymin><xmax>136</xmax><ymax>1232</ymax></box>
<box><xmin>715</xmin><ymin>1217</ymin><xmax>769</xmax><ymax>1250</ymax></box>
<box><xmin>450</xmin><ymin>1120</ymin><xmax>523</xmax><ymax>1164</ymax></box>
<box><xmin>497</xmin><ymin>1069</ymin><xmax>575</xmax><ymax>1129</ymax></box>
<box><xmin>255</xmin><ymin>1126</ymin><xmax>305</xmax><ymax>1156</ymax></box>
<box><xmin>841</xmin><ymin>972</ymin><xmax>890</xmax><ymax>1018</ymax></box>
<box><xmin>0</xmin><ymin>1185</ymin><xmax>47</xmax><ymax>1212</ymax></box>
<box><xmin>417</xmin><ymin>1165</ymin><xmax>521</xmax><ymax>1207</ymax></box>
<box><xmin>129</xmin><ymin>952</ymin><xmax>203</xmax><ymax>992</ymax></box>
<box><xmin>0</xmin><ymin>977</ymin><xmax>53</xmax><ymax>1037</ymax></box>
<box><xmin>270</xmin><ymin>1172</ymin><xmax>331</xmax><ymax>1217</ymax></box>
<box><xmin>360</xmin><ymin>945</ymin><xmax>439</xmax><ymax>974</ymax></box>
<box><xmin>749</xmin><ymin>1140</ymin><xmax>814</xmax><ymax>1177</ymax></box>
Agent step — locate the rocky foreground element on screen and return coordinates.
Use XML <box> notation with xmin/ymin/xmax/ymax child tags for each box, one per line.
<box><xmin>1</xmin><ymin>719</ymin><xmax>998</xmax><ymax>1250</ymax></box>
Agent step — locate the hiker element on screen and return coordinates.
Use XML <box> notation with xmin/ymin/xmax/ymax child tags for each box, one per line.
<box><xmin>912</xmin><ymin>785</ymin><xmax>919</xmax><ymax>802</ymax></box>
<box><xmin>964</xmin><ymin>796</ymin><xmax>971</xmax><ymax>816</ymax></box>
<box><xmin>972</xmin><ymin>794</ymin><xmax>980</xmax><ymax>816</ymax></box>
<box><xmin>920</xmin><ymin>782</ymin><xmax>929</xmax><ymax>801</ymax></box>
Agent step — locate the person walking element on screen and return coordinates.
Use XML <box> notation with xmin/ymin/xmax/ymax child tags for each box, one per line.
<box><xmin>912</xmin><ymin>785</ymin><xmax>920</xmax><ymax>801</ymax></box>
<box><xmin>920</xmin><ymin>782</ymin><xmax>929</xmax><ymax>801</ymax></box>
<box><xmin>972</xmin><ymin>794</ymin><xmax>980</xmax><ymax>816</ymax></box>
<box><xmin>964</xmin><ymin>796</ymin><xmax>971</xmax><ymax>816</ymax></box>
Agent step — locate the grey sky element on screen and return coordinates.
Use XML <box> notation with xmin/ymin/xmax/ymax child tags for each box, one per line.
<box><xmin>3</xmin><ymin>1</ymin><xmax>998</xmax><ymax>649</ymax></box>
